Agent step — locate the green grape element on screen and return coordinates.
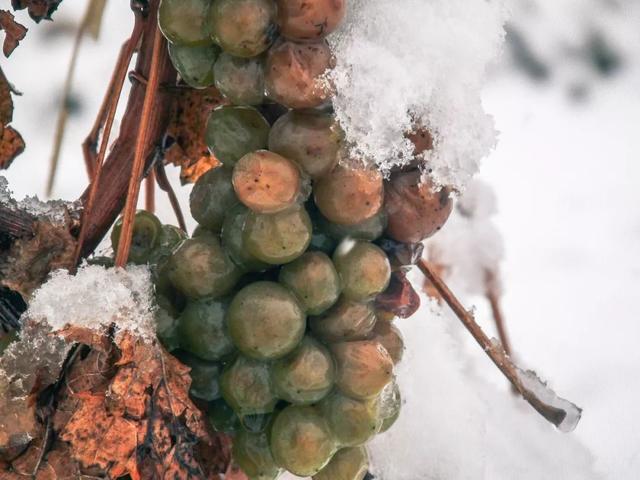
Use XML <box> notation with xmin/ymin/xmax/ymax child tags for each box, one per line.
<box><xmin>313</xmin><ymin>447</ymin><xmax>369</xmax><ymax>480</ymax></box>
<box><xmin>270</xmin><ymin>405</ymin><xmax>337</xmax><ymax>476</ymax></box>
<box><xmin>158</xmin><ymin>0</ymin><xmax>213</xmax><ymax>46</ymax></box>
<box><xmin>309</xmin><ymin>231</ymin><xmax>338</xmax><ymax>255</ymax></box>
<box><xmin>111</xmin><ymin>210</ymin><xmax>163</xmax><ymax>265</ymax></box>
<box><xmin>189</xmin><ymin>166</ymin><xmax>239</xmax><ymax>232</ymax></box>
<box><xmin>176</xmin><ymin>352</ymin><xmax>222</xmax><ymax>401</ymax></box>
<box><xmin>177</xmin><ymin>297</ymin><xmax>235</xmax><ymax>361</ymax></box>
<box><xmin>331</xmin><ymin>341</ymin><xmax>394</xmax><ymax>400</ymax></box>
<box><xmin>221</xmin><ymin>355</ymin><xmax>277</xmax><ymax>416</ymax></box>
<box><xmin>234</xmin><ymin>429</ymin><xmax>281</xmax><ymax>480</ymax></box>
<box><xmin>276</xmin><ymin>0</ymin><xmax>346</xmax><ymax>42</ymax></box>
<box><xmin>158</xmin><ymin>224</ymin><xmax>187</xmax><ymax>250</ymax></box>
<box><xmin>371</xmin><ymin>321</ymin><xmax>404</xmax><ymax>365</ymax></box>
<box><xmin>265</xmin><ymin>40</ymin><xmax>334</xmax><ymax>109</ymax></box>
<box><xmin>221</xmin><ymin>204</ymin><xmax>270</xmax><ymax>272</ymax></box>
<box><xmin>168</xmin><ymin>43</ymin><xmax>219</xmax><ymax>89</ymax></box>
<box><xmin>268</xmin><ymin>110</ymin><xmax>341</xmax><ymax>179</ymax></box>
<box><xmin>309</xmin><ymin>298</ymin><xmax>376</xmax><ymax>343</ymax></box>
<box><xmin>192</xmin><ymin>224</ymin><xmax>209</xmax><ymax>238</ymax></box>
<box><xmin>271</xmin><ymin>336</ymin><xmax>335</xmax><ymax>405</ymax></box>
<box><xmin>209</xmin><ymin>0</ymin><xmax>277</xmax><ymax>57</ymax></box>
<box><xmin>206</xmin><ymin>106</ymin><xmax>270</xmax><ymax>167</ymax></box>
<box><xmin>87</xmin><ymin>255</ymin><xmax>114</xmax><ymax>268</ymax></box>
<box><xmin>214</xmin><ymin>52</ymin><xmax>265</xmax><ymax>105</ymax></box>
<box><xmin>320</xmin><ymin>392</ymin><xmax>381</xmax><ymax>447</ymax></box>
<box><xmin>378</xmin><ymin>380</ymin><xmax>401</xmax><ymax>433</ymax></box>
<box><xmin>333</xmin><ymin>240</ymin><xmax>391</xmax><ymax>301</ymax></box>
<box><xmin>148</xmin><ymin>224</ymin><xmax>188</xmax><ymax>268</ymax></box>
<box><xmin>243</xmin><ymin>205</ymin><xmax>312</xmax><ymax>265</ymax></box>
<box><xmin>241</xmin><ymin>413</ymin><xmax>272</xmax><ymax>433</ymax></box>
<box><xmin>227</xmin><ymin>282</ymin><xmax>306</xmax><ymax>360</ymax></box>
<box><xmin>167</xmin><ymin>235</ymin><xmax>241</xmax><ymax>299</ymax></box>
<box><xmin>278</xmin><ymin>251</ymin><xmax>341</xmax><ymax>315</ymax></box>
<box><xmin>155</xmin><ymin>301</ymin><xmax>181</xmax><ymax>352</ymax></box>
<box><xmin>208</xmin><ymin>398</ymin><xmax>239</xmax><ymax>433</ymax></box>
<box><xmin>314</xmin><ymin>166</ymin><xmax>384</xmax><ymax>226</ymax></box>
<box><xmin>317</xmin><ymin>210</ymin><xmax>388</xmax><ymax>242</ymax></box>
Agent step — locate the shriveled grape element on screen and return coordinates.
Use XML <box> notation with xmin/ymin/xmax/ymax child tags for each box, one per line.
<box><xmin>111</xmin><ymin>210</ymin><xmax>162</xmax><ymax>265</ymax></box>
<box><xmin>178</xmin><ymin>297</ymin><xmax>235</xmax><ymax>361</ymax></box>
<box><xmin>168</xmin><ymin>43</ymin><xmax>219</xmax><ymax>89</ymax></box>
<box><xmin>268</xmin><ymin>110</ymin><xmax>341</xmax><ymax>179</ymax></box>
<box><xmin>331</xmin><ymin>341</ymin><xmax>393</xmax><ymax>400</ymax></box>
<box><xmin>333</xmin><ymin>240</ymin><xmax>391</xmax><ymax>301</ymax></box>
<box><xmin>370</xmin><ymin>321</ymin><xmax>404</xmax><ymax>365</ymax></box>
<box><xmin>276</xmin><ymin>0</ymin><xmax>346</xmax><ymax>42</ymax></box>
<box><xmin>265</xmin><ymin>40</ymin><xmax>334</xmax><ymax>109</ymax></box>
<box><xmin>320</xmin><ymin>392</ymin><xmax>381</xmax><ymax>447</ymax></box>
<box><xmin>214</xmin><ymin>53</ymin><xmax>265</xmax><ymax>105</ymax></box>
<box><xmin>221</xmin><ymin>355</ymin><xmax>277</xmax><ymax>416</ymax></box>
<box><xmin>234</xmin><ymin>429</ymin><xmax>282</xmax><ymax>480</ymax></box>
<box><xmin>232</xmin><ymin>150</ymin><xmax>302</xmax><ymax>214</ymax></box>
<box><xmin>270</xmin><ymin>405</ymin><xmax>337</xmax><ymax>476</ymax></box>
<box><xmin>384</xmin><ymin>171</ymin><xmax>453</xmax><ymax>243</ymax></box>
<box><xmin>189</xmin><ymin>166</ymin><xmax>239</xmax><ymax>232</ymax></box>
<box><xmin>310</xmin><ymin>298</ymin><xmax>376</xmax><ymax>343</ymax></box>
<box><xmin>227</xmin><ymin>282</ymin><xmax>306</xmax><ymax>360</ymax></box>
<box><xmin>313</xmin><ymin>447</ymin><xmax>369</xmax><ymax>480</ymax></box>
<box><xmin>206</xmin><ymin>106</ymin><xmax>270</xmax><ymax>167</ymax></box>
<box><xmin>314</xmin><ymin>166</ymin><xmax>384</xmax><ymax>226</ymax></box>
<box><xmin>167</xmin><ymin>235</ymin><xmax>241</xmax><ymax>299</ymax></box>
<box><xmin>221</xmin><ymin>204</ymin><xmax>270</xmax><ymax>272</ymax></box>
<box><xmin>243</xmin><ymin>204</ymin><xmax>312</xmax><ymax>265</ymax></box>
<box><xmin>209</xmin><ymin>0</ymin><xmax>277</xmax><ymax>57</ymax></box>
<box><xmin>271</xmin><ymin>336</ymin><xmax>335</xmax><ymax>405</ymax></box>
<box><xmin>278</xmin><ymin>251</ymin><xmax>341</xmax><ymax>315</ymax></box>
<box><xmin>158</xmin><ymin>0</ymin><xmax>213</xmax><ymax>46</ymax></box>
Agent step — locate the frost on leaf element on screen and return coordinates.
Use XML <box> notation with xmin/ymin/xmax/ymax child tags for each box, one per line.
<box><xmin>328</xmin><ymin>0</ymin><xmax>508</xmax><ymax>190</ymax></box>
<box><xmin>164</xmin><ymin>86</ymin><xmax>224</xmax><ymax>184</ymax></box>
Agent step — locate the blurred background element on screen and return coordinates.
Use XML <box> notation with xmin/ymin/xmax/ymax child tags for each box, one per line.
<box><xmin>2</xmin><ymin>0</ymin><xmax>639</xmax><ymax>478</ymax></box>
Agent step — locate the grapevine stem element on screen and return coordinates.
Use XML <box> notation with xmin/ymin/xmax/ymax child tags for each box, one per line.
<box><xmin>417</xmin><ymin>258</ymin><xmax>577</xmax><ymax>429</ymax></box>
<box><xmin>154</xmin><ymin>161</ymin><xmax>187</xmax><ymax>232</ymax></box>
<box><xmin>145</xmin><ymin>170</ymin><xmax>156</xmax><ymax>213</ymax></box>
<box><xmin>115</xmin><ymin>26</ymin><xmax>165</xmax><ymax>267</ymax></box>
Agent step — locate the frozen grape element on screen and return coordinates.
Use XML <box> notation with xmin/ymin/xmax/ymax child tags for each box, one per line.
<box><xmin>221</xmin><ymin>355</ymin><xmax>278</xmax><ymax>416</ymax></box>
<box><xmin>270</xmin><ymin>405</ymin><xmax>338</xmax><ymax>476</ymax></box>
<box><xmin>333</xmin><ymin>240</ymin><xmax>391</xmax><ymax>301</ymax></box>
<box><xmin>276</xmin><ymin>0</ymin><xmax>346</xmax><ymax>42</ymax></box>
<box><xmin>313</xmin><ymin>447</ymin><xmax>369</xmax><ymax>480</ymax></box>
<box><xmin>271</xmin><ymin>336</ymin><xmax>335</xmax><ymax>405</ymax></box>
<box><xmin>189</xmin><ymin>166</ymin><xmax>239</xmax><ymax>232</ymax></box>
<box><xmin>243</xmin><ymin>204</ymin><xmax>312</xmax><ymax>265</ymax></box>
<box><xmin>232</xmin><ymin>150</ymin><xmax>302</xmax><ymax>214</ymax></box>
<box><xmin>316</xmin><ymin>210</ymin><xmax>387</xmax><ymax>242</ymax></box>
<box><xmin>206</xmin><ymin>106</ymin><xmax>270</xmax><ymax>167</ymax></box>
<box><xmin>214</xmin><ymin>52</ymin><xmax>265</xmax><ymax>105</ymax></box>
<box><xmin>384</xmin><ymin>171</ymin><xmax>453</xmax><ymax>243</ymax></box>
<box><xmin>227</xmin><ymin>282</ymin><xmax>306</xmax><ymax>360</ymax></box>
<box><xmin>155</xmin><ymin>301</ymin><xmax>180</xmax><ymax>351</ymax></box>
<box><xmin>234</xmin><ymin>429</ymin><xmax>282</xmax><ymax>480</ymax></box>
<box><xmin>370</xmin><ymin>321</ymin><xmax>404</xmax><ymax>365</ymax></box>
<box><xmin>331</xmin><ymin>341</ymin><xmax>394</xmax><ymax>400</ymax></box>
<box><xmin>167</xmin><ymin>235</ymin><xmax>241</xmax><ymax>299</ymax></box>
<box><xmin>111</xmin><ymin>210</ymin><xmax>162</xmax><ymax>265</ymax></box>
<box><xmin>310</xmin><ymin>297</ymin><xmax>376</xmax><ymax>343</ymax></box>
<box><xmin>320</xmin><ymin>392</ymin><xmax>381</xmax><ymax>447</ymax></box>
<box><xmin>175</xmin><ymin>352</ymin><xmax>222</xmax><ymax>401</ymax></box>
<box><xmin>314</xmin><ymin>166</ymin><xmax>384</xmax><ymax>226</ymax></box>
<box><xmin>378</xmin><ymin>380</ymin><xmax>401</xmax><ymax>433</ymax></box>
<box><xmin>221</xmin><ymin>204</ymin><xmax>270</xmax><ymax>272</ymax></box>
<box><xmin>168</xmin><ymin>43</ymin><xmax>219</xmax><ymax>89</ymax></box>
<box><xmin>268</xmin><ymin>110</ymin><xmax>341</xmax><ymax>179</ymax></box>
<box><xmin>178</xmin><ymin>297</ymin><xmax>235</xmax><ymax>361</ymax></box>
<box><xmin>265</xmin><ymin>40</ymin><xmax>334</xmax><ymax>109</ymax></box>
<box><xmin>209</xmin><ymin>0</ymin><xmax>277</xmax><ymax>57</ymax></box>
<box><xmin>158</xmin><ymin>0</ymin><xmax>213</xmax><ymax>46</ymax></box>
<box><xmin>278</xmin><ymin>251</ymin><xmax>341</xmax><ymax>315</ymax></box>
<box><xmin>208</xmin><ymin>398</ymin><xmax>239</xmax><ymax>433</ymax></box>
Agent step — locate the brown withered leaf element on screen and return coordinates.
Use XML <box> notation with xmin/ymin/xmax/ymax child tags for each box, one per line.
<box><xmin>0</xmin><ymin>10</ymin><xmax>27</xmax><ymax>57</ymax></box>
<box><xmin>11</xmin><ymin>0</ymin><xmax>63</xmax><ymax>23</ymax></box>
<box><xmin>0</xmin><ymin>125</ymin><xmax>25</xmax><ymax>169</ymax></box>
<box><xmin>164</xmin><ymin>86</ymin><xmax>225</xmax><ymax>184</ymax></box>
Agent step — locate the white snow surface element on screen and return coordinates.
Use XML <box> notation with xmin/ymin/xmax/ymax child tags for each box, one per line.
<box><xmin>328</xmin><ymin>0</ymin><xmax>508</xmax><ymax>190</ymax></box>
<box><xmin>26</xmin><ymin>264</ymin><xmax>156</xmax><ymax>340</ymax></box>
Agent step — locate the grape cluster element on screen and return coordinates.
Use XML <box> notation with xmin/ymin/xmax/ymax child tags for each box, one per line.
<box><xmin>134</xmin><ymin>1</ymin><xmax>456</xmax><ymax>478</ymax></box>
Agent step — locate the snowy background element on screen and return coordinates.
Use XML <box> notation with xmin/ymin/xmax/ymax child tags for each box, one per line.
<box><xmin>2</xmin><ymin>0</ymin><xmax>640</xmax><ymax>478</ymax></box>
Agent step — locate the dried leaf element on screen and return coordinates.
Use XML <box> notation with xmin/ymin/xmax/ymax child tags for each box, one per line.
<box><xmin>0</xmin><ymin>67</ymin><xmax>15</xmax><ymax>128</ymax></box>
<box><xmin>10</xmin><ymin>0</ymin><xmax>63</xmax><ymax>23</ymax></box>
<box><xmin>0</xmin><ymin>10</ymin><xmax>27</xmax><ymax>57</ymax></box>
<box><xmin>0</xmin><ymin>126</ymin><xmax>25</xmax><ymax>169</ymax></box>
<box><xmin>164</xmin><ymin>86</ymin><xmax>225</xmax><ymax>184</ymax></box>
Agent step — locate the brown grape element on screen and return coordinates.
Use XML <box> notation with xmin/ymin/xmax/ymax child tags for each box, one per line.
<box><xmin>276</xmin><ymin>0</ymin><xmax>346</xmax><ymax>42</ymax></box>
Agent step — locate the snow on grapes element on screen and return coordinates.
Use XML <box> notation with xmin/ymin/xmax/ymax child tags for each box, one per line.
<box><xmin>328</xmin><ymin>0</ymin><xmax>508</xmax><ymax>190</ymax></box>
